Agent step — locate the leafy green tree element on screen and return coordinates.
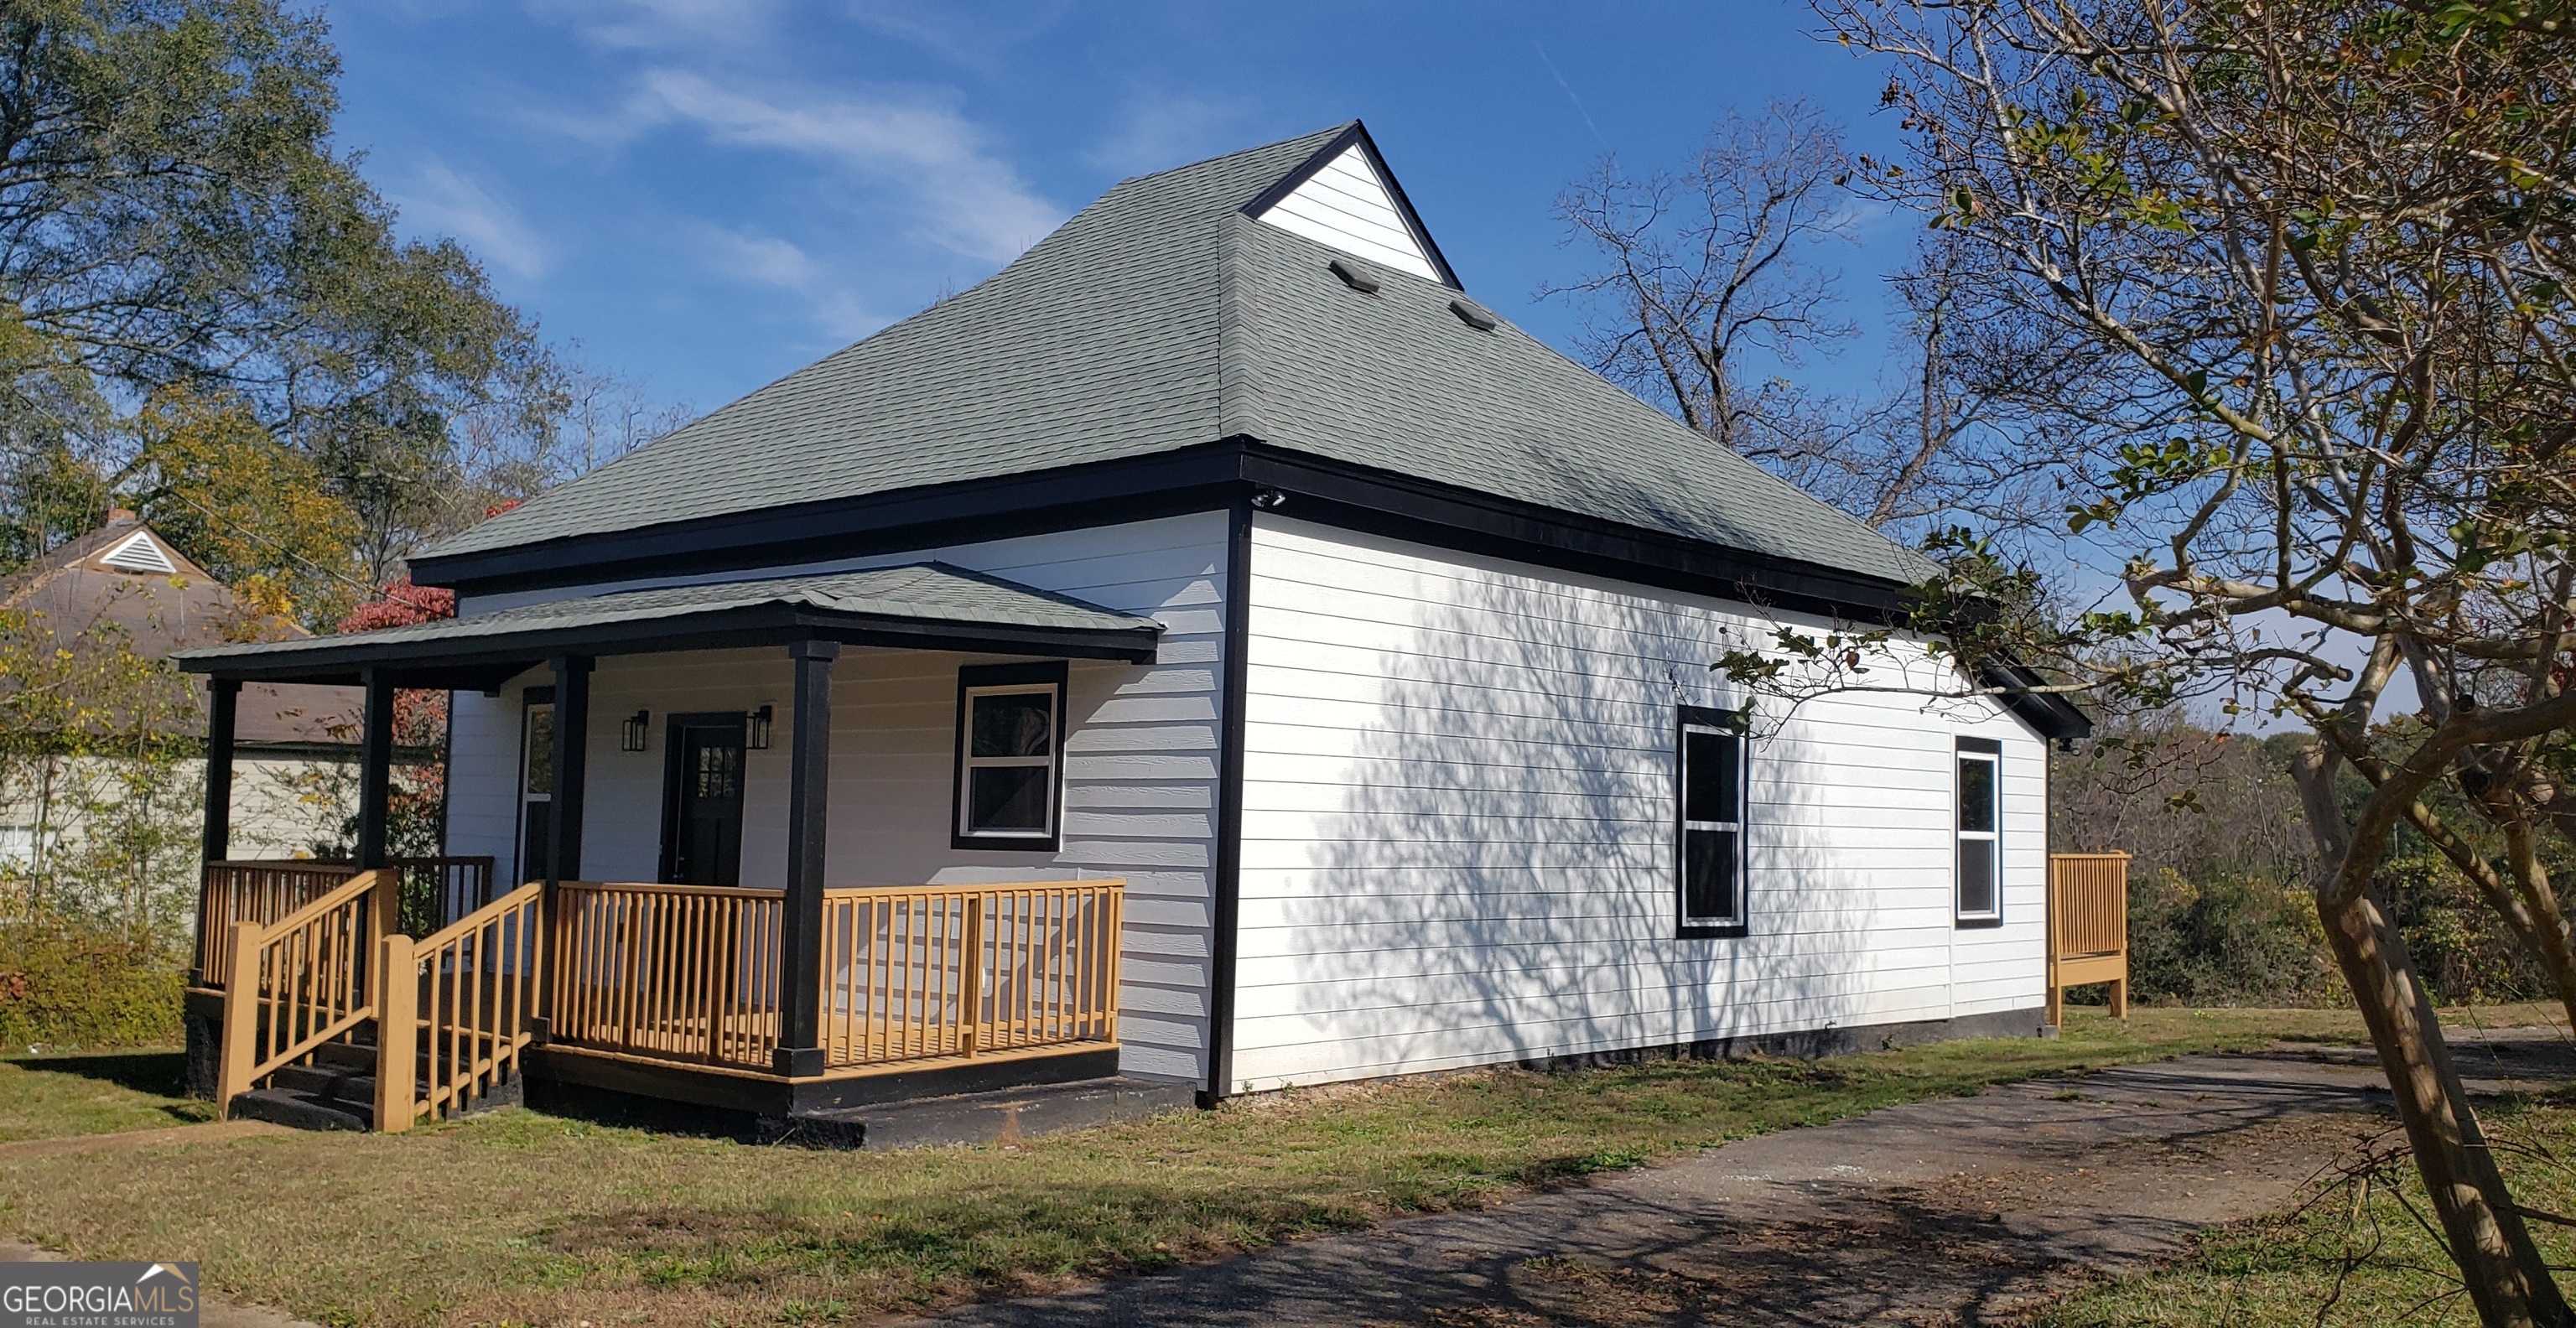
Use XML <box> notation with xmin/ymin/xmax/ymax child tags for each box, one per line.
<box><xmin>1793</xmin><ymin>2</ymin><xmax>2576</xmax><ymax>1320</ymax></box>
<box><xmin>0</xmin><ymin>0</ymin><xmax>566</xmax><ymax>580</ymax></box>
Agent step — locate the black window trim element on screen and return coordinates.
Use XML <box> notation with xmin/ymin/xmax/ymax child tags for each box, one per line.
<box><xmin>1676</xmin><ymin>703</ymin><xmax>1750</xmax><ymax>939</ymax></box>
<box><xmin>951</xmin><ymin>660</ymin><xmax>1070</xmax><ymax>851</ymax></box>
<box><xmin>1955</xmin><ymin>735</ymin><xmax>2004</xmax><ymax>928</ymax></box>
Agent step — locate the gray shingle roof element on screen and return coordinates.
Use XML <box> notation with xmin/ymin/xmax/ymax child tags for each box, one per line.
<box><xmin>426</xmin><ymin>122</ymin><xmax>1924</xmax><ymax>585</ymax></box>
<box><xmin>174</xmin><ymin>563</ymin><xmax>1158</xmax><ymax>670</ymax></box>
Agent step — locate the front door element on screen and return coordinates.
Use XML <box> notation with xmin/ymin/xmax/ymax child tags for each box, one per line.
<box><xmin>660</xmin><ymin>713</ymin><xmax>747</xmax><ymax>886</ymax></box>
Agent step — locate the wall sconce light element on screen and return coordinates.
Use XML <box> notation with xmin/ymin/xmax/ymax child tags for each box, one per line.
<box><xmin>747</xmin><ymin>704</ymin><xmax>773</xmax><ymax>750</ymax></box>
<box><xmin>621</xmin><ymin>709</ymin><xmax>650</xmax><ymax>752</ymax></box>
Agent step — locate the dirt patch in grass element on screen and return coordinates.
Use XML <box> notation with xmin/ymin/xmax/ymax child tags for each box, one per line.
<box><xmin>0</xmin><ymin>1008</ymin><xmax>2410</xmax><ymax>1327</ymax></box>
<box><xmin>0</xmin><ymin>1049</ymin><xmax>212</xmax><ymax>1142</ymax></box>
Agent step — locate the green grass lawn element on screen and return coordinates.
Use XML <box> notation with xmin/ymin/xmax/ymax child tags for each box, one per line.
<box><xmin>2043</xmin><ymin>1093</ymin><xmax>2576</xmax><ymax>1327</ymax></box>
<box><xmin>0</xmin><ymin>1048</ymin><xmax>214</xmax><ymax>1142</ymax></box>
<box><xmin>0</xmin><ymin>1008</ymin><xmax>2373</xmax><ymax>1327</ymax></box>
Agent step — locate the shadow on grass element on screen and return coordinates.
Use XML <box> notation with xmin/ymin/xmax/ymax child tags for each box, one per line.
<box><xmin>8</xmin><ymin>1049</ymin><xmax>189</xmax><ymax>1097</ymax></box>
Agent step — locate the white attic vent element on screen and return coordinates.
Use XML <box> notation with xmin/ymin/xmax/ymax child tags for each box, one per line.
<box><xmin>1255</xmin><ymin>144</ymin><xmax>1442</xmax><ymax>282</ymax></box>
<box><xmin>100</xmin><ymin>531</ymin><xmax>176</xmax><ymax>575</ymax></box>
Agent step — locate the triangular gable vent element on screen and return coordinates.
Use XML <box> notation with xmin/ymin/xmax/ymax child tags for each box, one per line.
<box><xmin>100</xmin><ymin>530</ymin><xmax>176</xmax><ymax>575</ymax></box>
<box><xmin>1253</xmin><ymin>143</ymin><xmax>1443</xmax><ymax>283</ymax></box>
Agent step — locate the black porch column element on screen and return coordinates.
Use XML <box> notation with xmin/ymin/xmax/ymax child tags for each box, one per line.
<box><xmin>201</xmin><ymin>677</ymin><xmax>240</xmax><ymax>865</ymax></box>
<box><xmin>356</xmin><ymin>669</ymin><xmax>395</xmax><ymax>869</ymax></box>
<box><xmin>773</xmin><ymin>639</ymin><xmax>838</xmax><ymax>1077</ymax></box>
<box><xmin>546</xmin><ymin>655</ymin><xmax>594</xmax><ymax>886</ymax></box>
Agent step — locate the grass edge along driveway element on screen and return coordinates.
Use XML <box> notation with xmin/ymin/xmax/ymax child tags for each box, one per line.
<box><xmin>0</xmin><ymin>1008</ymin><xmax>2404</xmax><ymax>1327</ymax></box>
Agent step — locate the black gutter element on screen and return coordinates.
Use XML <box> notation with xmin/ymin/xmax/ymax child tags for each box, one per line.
<box><xmin>410</xmin><ymin>439</ymin><xmax>1920</xmax><ymax>627</ymax></box>
<box><xmin>173</xmin><ymin>602</ymin><xmax>1161</xmax><ymax>686</ymax></box>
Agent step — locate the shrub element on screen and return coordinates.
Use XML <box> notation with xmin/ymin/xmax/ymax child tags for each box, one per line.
<box><xmin>2121</xmin><ymin>867</ymin><xmax>2340</xmax><ymax>1007</ymax></box>
<box><xmin>0</xmin><ymin>922</ymin><xmax>184</xmax><ymax>1049</ymax></box>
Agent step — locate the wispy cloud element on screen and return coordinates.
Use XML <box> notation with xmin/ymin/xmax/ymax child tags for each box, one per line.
<box><xmin>699</xmin><ymin>225</ymin><xmax>886</xmax><ymax>340</ymax></box>
<box><xmin>387</xmin><ymin>160</ymin><xmax>548</xmax><ymax>278</ymax></box>
<box><xmin>1087</xmin><ymin>91</ymin><xmax>1258</xmax><ymax>178</ymax></box>
<box><xmin>637</xmin><ymin>70</ymin><xmax>1062</xmax><ymax>262</ymax></box>
<box><xmin>528</xmin><ymin>0</ymin><xmax>783</xmax><ymax>51</ymax></box>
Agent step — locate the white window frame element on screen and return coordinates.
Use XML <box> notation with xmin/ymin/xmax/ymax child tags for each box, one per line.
<box><xmin>953</xmin><ymin>662</ymin><xmax>1067</xmax><ymax>849</ymax></box>
<box><xmin>1677</xmin><ymin>705</ymin><xmax>1748</xmax><ymax>936</ymax></box>
<box><xmin>1955</xmin><ymin>739</ymin><xmax>2002</xmax><ymax>925</ymax></box>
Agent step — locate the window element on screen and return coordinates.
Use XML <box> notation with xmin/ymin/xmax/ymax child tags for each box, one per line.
<box><xmin>1677</xmin><ymin>704</ymin><xmax>1748</xmax><ymax>936</ymax></box>
<box><xmin>517</xmin><ymin>689</ymin><xmax>553</xmax><ymax>886</ymax></box>
<box><xmin>1956</xmin><ymin>737</ymin><xmax>2002</xmax><ymax>926</ymax></box>
<box><xmin>953</xmin><ymin>661</ymin><xmax>1068</xmax><ymax>850</ymax></box>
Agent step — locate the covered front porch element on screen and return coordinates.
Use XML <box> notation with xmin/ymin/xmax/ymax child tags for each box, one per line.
<box><xmin>174</xmin><ymin>563</ymin><xmax>1165</xmax><ymax>1129</ymax></box>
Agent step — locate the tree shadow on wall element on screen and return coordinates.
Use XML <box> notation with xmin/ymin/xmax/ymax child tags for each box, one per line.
<box><xmin>1262</xmin><ymin>563</ymin><xmax>1888</xmax><ymax>1087</ymax></box>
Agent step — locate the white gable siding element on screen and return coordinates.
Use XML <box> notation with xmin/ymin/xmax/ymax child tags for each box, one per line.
<box><xmin>443</xmin><ymin>512</ymin><xmax>1230</xmax><ymax>1083</ymax></box>
<box><xmin>1228</xmin><ymin>516</ymin><xmax>2047</xmax><ymax>1092</ymax></box>
<box><xmin>1254</xmin><ymin>145</ymin><xmax>1441</xmax><ymax>282</ymax></box>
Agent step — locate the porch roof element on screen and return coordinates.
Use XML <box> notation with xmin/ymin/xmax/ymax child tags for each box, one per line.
<box><xmin>170</xmin><ymin>563</ymin><xmax>1165</xmax><ymax>686</ymax></box>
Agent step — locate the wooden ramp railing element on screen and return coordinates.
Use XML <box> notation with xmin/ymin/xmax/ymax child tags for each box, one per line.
<box><xmin>2048</xmin><ymin>852</ymin><xmax>2131</xmax><ymax>1023</ymax></box>
<box><xmin>379</xmin><ymin>883</ymin><xmax>543</xmax><ymax>1133</ymax></box>
<box><xmin>215</xmin><ymin>869</ymin><xmax>396</xmax><ymax>1113</ymax></box>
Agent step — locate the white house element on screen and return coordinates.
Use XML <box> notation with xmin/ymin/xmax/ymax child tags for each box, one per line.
<box><xmin>176</xmin><ymin>122</ymin><xmax>2084</xmax><ymax>1130</ymax></box>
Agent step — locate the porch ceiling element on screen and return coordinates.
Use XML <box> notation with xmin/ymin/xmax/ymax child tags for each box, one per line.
<box><xmin>171</xmin><ymin>563</ymin><xmax>1165</xmax><ymax>685</ymax></box>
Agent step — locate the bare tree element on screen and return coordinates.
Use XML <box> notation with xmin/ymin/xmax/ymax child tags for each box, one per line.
<box><xmin>1772</xmin><ymin>3</ymin><xmax>2576</xmax><ymax>1322</ymax></box>
<box><xmin>1544</xmin><ymin>101</ymin><xmax>1859</xmax><ymax>461</ymax></box>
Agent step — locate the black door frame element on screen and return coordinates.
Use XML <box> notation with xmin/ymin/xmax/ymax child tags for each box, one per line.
<box><xmin>658</xmin><ymin>710</ymin><xmax>750</xmax><ymax>885</ymax></box>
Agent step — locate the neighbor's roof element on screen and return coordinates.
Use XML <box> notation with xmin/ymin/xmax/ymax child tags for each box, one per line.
<box><xmin>173</xmin><ymin>563</ymin><xmax>1162</xmax><ymax>681</ymax></box>
<box><xmin>422</xmin><ymin>122</ymin><xmax>1927</xmax><ymax>587</ymax></box>
<box><xmin>3</xmin><ymin>516</ymin><xmax>362</xmax><ymax>744</ymax></box>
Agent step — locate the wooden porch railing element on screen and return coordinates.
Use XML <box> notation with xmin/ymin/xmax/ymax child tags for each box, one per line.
<box><xmin>194</xmin><ymin>861</ymin><xmax>358</xmax><ymax>987</ymax></box>
<box><xmin>390</xmin><ymin>856</ymin><xmax>499</xmax><ymax>937</ymax></box>
<box><xmin>550</xmin><ymin>881</ymin><xmax>785</xmax><ymax>1070</ymax></box>
<box><xmin>215</xmin><ymin>869</ymin><xmax>395</xmax><ymax>1112</ymax></box>
<box><xmin>379</xmin><ymin>882</ymin><xmax>543</xmax><ymax>1133</ymax></box>
<box><xmin>819</xmin><ymin>880</ymin><xmax>1124</xmax><ymax>1068</ymax></box>
<box><xmin>2048</xmin><ymin>852</ymin><xmax>2131</xmax><ymax>1023</ymax></box>
<box><xmin>546</xmin><ymin>879</ymin><xmax>1124</xmax><ymax>1075</ymax></box>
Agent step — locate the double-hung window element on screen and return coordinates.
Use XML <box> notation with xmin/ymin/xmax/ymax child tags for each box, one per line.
<box><xmin>1955</xmin><ymin>737</ymin><xmax>2002</xmax><ymax>926</ymax></box>
<box><xmin>953</xmin><ymin>661</ymin><xmax>1068</xmax><ymax>850</ymax></box>
<box><xmin>1677</xmin><ymin>704</ymin><xmax>1748</xmax><ymax>936</ymax></box>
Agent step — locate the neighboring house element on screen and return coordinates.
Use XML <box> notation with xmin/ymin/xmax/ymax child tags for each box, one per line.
<box><xmin>176</xmin><ymin>122</ymin><xmax>2086</xmax><ymax>1133</ymax></box>
<box><xmin>0</xmin><ymin>514</ymin><xmax>362</xmax><ymax>876</ymax></box>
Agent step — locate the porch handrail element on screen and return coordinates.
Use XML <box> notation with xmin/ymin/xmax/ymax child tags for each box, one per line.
<box><xmin>194</xmin><ymin>860</ymin><xmax>359</xmax><ymax>987</ymax></box>
<box><xmin>549</xmin><ymin>881</ymin><xmax>785</xmax><ymax>1070</ymax></box>
<box><xmin>379</xmin><ymin>882</ymin><xmax>544</xmax><ymax>1133</ymax></box>
<box><xmin>818</xmin><ymin>879</ymin><xmax>1124</xmax><ymax>1069</ymax></box>
<box><xmin>216</xmin><ymin>868</ymin><xmax>393</xmax><ymax>1113</ymax></box>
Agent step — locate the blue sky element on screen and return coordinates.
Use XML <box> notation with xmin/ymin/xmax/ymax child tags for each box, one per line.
<box><xmin>330</xmin><ymin>1</ymin><xmax>1921</xmax><ymax>419</ymax></box>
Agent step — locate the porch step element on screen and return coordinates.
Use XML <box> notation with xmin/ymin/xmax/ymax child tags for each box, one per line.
<box><xmin>767</xmin><ymin>1076</ymin><xmax>1197</xmax><ymax>1151</ymax></box>
<box><xmin>229</xmin><ymin>1086</ymin><xmax>371</xmax><ymax>1132</ymax></box>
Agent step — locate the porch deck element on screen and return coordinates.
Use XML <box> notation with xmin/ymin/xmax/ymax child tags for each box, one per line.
<box><xmin>192</xmin><ymin>862</ymin><xmax>1125</xmax><ymax>1123</ymax></box>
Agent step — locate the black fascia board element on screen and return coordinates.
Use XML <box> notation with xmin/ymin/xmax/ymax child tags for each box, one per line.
<box><xmin>177</xmin><ymin>602</ymin><xmax>1161</xmax><ymax>687</ymax></box>
<box><xmin>1233</xmin><ymin>444</ymin><xmax>1914</xmax><ymax>622</ymax></box>
<box><xmin>410</xmin><ymin>442</ymin><xmax>1250</xmax><ymax>598</ymax></box>
<box><xmin>1976</xmin><ymin>658</ymin><xmax>2093</xmax><ymax>743</ymax></box>
<box><xmin>417</xmin><ymin>438</ymin><xmax>1919</xmax><ymax>626</ymax></box>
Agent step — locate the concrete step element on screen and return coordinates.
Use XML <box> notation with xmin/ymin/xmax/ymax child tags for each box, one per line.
<box><xmin>310</xmin><ymin>1040</ymin><xmax>377</xmax><ymax>1071</ymax></box>
<box><xmin>770</xmin><ymin>1076</ymin><xmax>1197</xmax><ymax>1150</ymax></box>
<box><xmin>229</xmin><ymin>1087</ymin><xmax>371</xmax><ymax>1132</ymax></box>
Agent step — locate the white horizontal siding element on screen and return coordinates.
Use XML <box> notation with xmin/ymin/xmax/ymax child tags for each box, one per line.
<box><xmin>442</xmin><ymin>512</ymin><xmax>1231</xmax><ymax>1083</ymax></box>
<box><xmin>1229</xmin><ymin>515</ymin><xmax>2049</xmax><ymax>1092</ymax></box>
<box><xmin>1254</xmin><ymin>145</ymin><xmax>1441</xmax><ymax>281</ymax></box>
